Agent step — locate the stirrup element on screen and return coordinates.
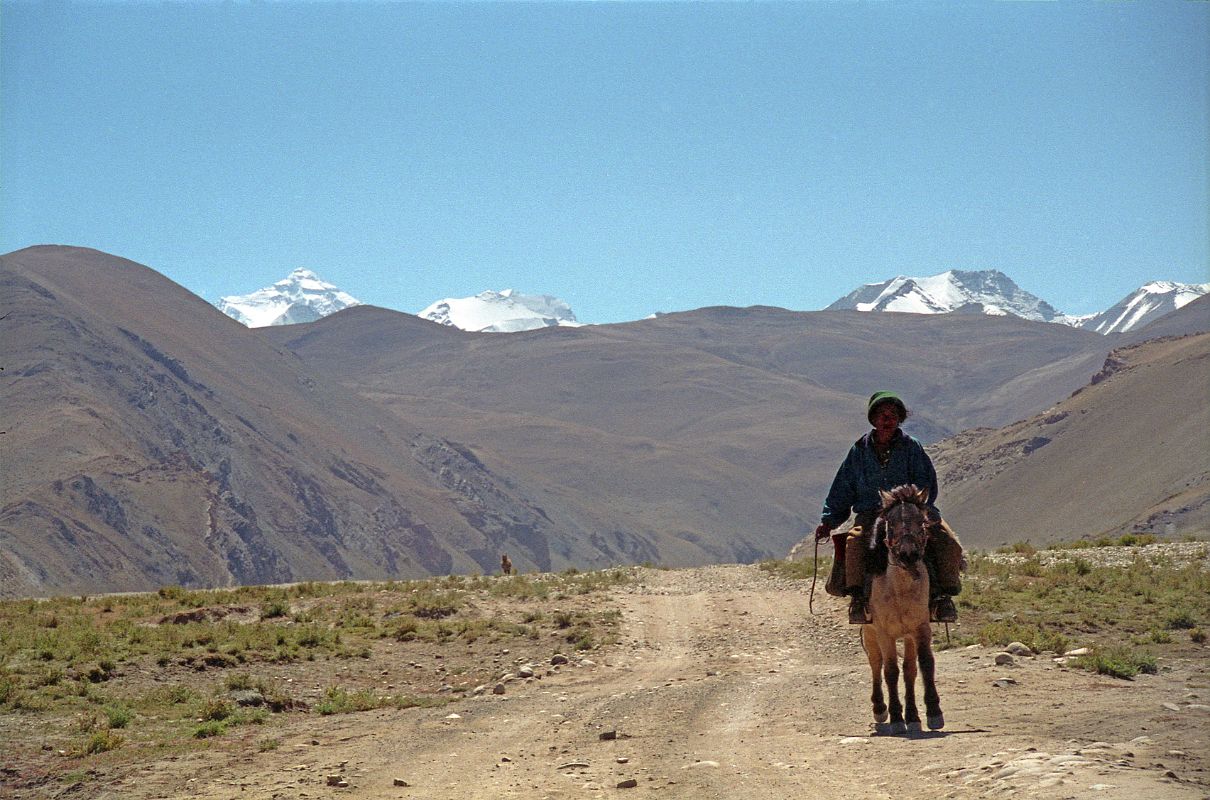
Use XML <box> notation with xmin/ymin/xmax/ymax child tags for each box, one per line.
<box><xmin>930</xmin><ymin>596</ymin><xmax>957</xmax><ymax>623</ymax></box>
<box><xmin>848</xmin><ymin>596</ymin><xmax>871</xmax><ymax>625</ymax></box>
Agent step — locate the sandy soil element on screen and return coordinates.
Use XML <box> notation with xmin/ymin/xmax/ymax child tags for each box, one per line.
<box><xmin>64</xmin><ymin>566</ymin><xmax>1210</xmax><ymax>799</ymax></box>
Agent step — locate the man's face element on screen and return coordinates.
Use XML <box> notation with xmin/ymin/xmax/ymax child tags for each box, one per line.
<box><xmin>872</xmin><ymin>403</ymin><xmax>901</xmax><ymax>435</ymax></box>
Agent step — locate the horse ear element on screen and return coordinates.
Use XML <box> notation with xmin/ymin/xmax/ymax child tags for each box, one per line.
<box><xmin>879</xmin><ymin>489</ymin><xmax>894</xmax><ymax>508</ymax></box>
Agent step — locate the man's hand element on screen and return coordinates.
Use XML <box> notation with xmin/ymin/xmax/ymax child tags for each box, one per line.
<box><xmin>814</xmin><ymin>523</ymin><xmax>833</xmax><ymax>542</ymax></box>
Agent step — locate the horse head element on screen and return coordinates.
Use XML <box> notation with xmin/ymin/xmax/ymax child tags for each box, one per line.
<box><xmin>874</xmin><ymin>484</ymin><xmax>930</xmax><ymax>567</ymax></box>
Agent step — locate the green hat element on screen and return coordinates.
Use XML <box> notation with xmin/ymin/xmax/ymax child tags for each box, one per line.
<box><xmin>867</xmin><ymin>391</ymin><xmax>907</xmax><ymax>424</ymax></box>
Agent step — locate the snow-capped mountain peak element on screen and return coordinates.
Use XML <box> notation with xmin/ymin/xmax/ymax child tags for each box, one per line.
<box><xmin>418</xmin><ymin>289</ymin><xmax>583</xmax><ymax>333</ymax></box>
<box><xmin>827</xmin><ymin>269</ymin><xmax>1065</xmax><ymax>323</ymax></box>
<box><xmin>218</xmin><ymin>268</ymin><xmax>362</xmax><ymax>327</ymax></box>
<box><xmin>827</xmin><ymin>269</ymin><xmax>1209</xmax><ymax>334</ymax></box>
<box><xmin>1075</xmin><ymin>280</ymin><xmax>1210</xmax><ymax>335</ymax></box>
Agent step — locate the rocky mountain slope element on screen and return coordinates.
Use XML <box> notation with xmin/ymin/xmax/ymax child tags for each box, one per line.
<box><xmin>266</xmin><ymin>303</ymin><xmax>1120</xmax><ymax>561</ymax></box>
<box><xmin>5</xmin><ymin>246</ymin><xmax>1206</xmax><ymax>596</ymax></box>
<box><xmin>0</xmin><ymin>247</ymin><xmax>596</xmax><ymax>597</ymax></box>
<box><xmin>933</xmin><ymin>330</ymin><xmax>1210</xmax><ymax>547</ymax></box>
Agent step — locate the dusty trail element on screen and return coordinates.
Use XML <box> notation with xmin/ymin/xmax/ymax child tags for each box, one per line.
<box><xmin>116</xmin><ymin>566</ymin><xmax>1207</xmax><ymax>799</ymax></box>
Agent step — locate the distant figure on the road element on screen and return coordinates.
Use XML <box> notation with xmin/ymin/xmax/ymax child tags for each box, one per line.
<box><xmin>500</xmin><ymin>553</ymin><xmax>514</xmax><ymax>576</ymax></box>
<box><xmin>813</xmin><ymin>391</ymin><xmax>964</xmax><ymax>625</ymax></box>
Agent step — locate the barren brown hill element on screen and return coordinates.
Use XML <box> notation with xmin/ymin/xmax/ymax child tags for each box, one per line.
<box><xmin>265</xmin><ymin>303</ymin><xmax>1118</xmax><ymax>564</ymax></box>
<box><xmin>933</xmin><ymin>331</ymin><xmax>1210</xmax><ymax>548</ymax></box>
<box><xmin>6</xmin><ymin>245</ymin><xmax>1203</xmax><ymax>599</ymax></box>
<box><xmin>0</xmin><ymin>247</ymin><xmax>602</xmax><ymax>597</ymax></box>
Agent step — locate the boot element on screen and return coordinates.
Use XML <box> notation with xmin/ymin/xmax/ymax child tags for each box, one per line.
<box><xmin>930</xmin><ymin>596</ymin><xmax>957</xmax><ymax>623</ymax></box>
<box><xmin>848</xmin><ymin>594</ymin><xmax>870</xmax><ymax>625</ymax></box>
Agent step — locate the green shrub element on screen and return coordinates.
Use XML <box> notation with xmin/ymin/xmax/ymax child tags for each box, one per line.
<box><xmin>1074</xmin><ymin>646</ymin><xmax>1158</xmax><ymax>680</ymax></box>
<box><xmin>0</xmin><ymin>675</ymin><xmax>17</xmax><ymax>707</ymax></box>
<box><xmin>976</xmin><ymin>619</ymin><xmax>1068</xmax><ymax>655</ymax></box>
<box><xmin>408</xmin><ymin>591</ymin><xmax>462</xmax><ymax>619</ymax></box>
<box><xmin>315</xmin><ymin>686</ymin><xmax>379</xmax><ymax>715</ymax></box>
<box><xmin>80</xmin><ymin>730</ymin><xmax>124</xmax><ymax>754</ymax></box>
<box><xmin>104</xmin><ymin>705</ymin><xmax>132</xmax><ymax>729</ymax></box>
<box><xmin>1165</xmin><ymin>610</ymin><xmax>1197</xmax><ymax>630</ymax></box>
<box><xmin>201</xmin><ymin>697</ymin><xmax>233</xmax><ymax>721</ymax></box>
<box><xmin>193</xmin><ymin>720</ymin><xmax>226</xmax><ymax>739</ymax></box>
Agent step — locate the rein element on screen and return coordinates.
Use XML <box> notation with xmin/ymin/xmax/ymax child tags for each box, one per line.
<box><xmin>808</xmin><ymin>533</ymin><xmax>821</xmax><ymax>614</ymax></box>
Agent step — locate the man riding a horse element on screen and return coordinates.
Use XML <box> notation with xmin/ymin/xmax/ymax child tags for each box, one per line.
<box><xmin>814</xmin><ymin>391</ymin><xmax>964</xmax><ymax>625</ymax></box>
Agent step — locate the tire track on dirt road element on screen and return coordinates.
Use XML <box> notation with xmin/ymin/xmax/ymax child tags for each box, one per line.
<box><xmin>120</xmin><ymin>565</ymin><xmax>1209</xmax><ymax>800</ymax></box>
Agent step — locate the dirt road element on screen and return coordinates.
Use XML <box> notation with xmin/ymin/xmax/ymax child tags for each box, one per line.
<box><xmin>113</xmin><ymin>566</ymin><xmax>1208</xmax><ymax>799</ymax></box>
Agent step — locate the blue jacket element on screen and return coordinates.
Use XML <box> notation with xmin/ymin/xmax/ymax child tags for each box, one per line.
<box><xmin>821</xmin><ymin>429</ymin><xmax>939</xmax><ymax>528</ymax></box>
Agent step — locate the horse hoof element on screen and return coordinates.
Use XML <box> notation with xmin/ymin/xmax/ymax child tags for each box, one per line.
<box><xmin>890</xmin><ymin>721</ymin><xmax>908</xmax><ymax>735</ymax></box>
<box><xmin>874</xmin><ymin>710</ymin><xmax>889</xmax><ymax>723</ymax></box>
<box><xmin>927</xmin><ymin>714</ymin><xmax>945</xmax><ymax>730</ymax></box>
<box><xmin>906</xmin><ymin>721</ymin><xmax>922</xmax><ymax>733</ymax></box>
<box><xmin>874</xmin><ymin>722</ymin><xmax>893</xmax><ymax>736</ymax></box>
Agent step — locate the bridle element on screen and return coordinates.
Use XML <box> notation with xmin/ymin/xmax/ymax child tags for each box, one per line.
<box><xmin>877</xmin><ymin>496</ymin><xmax>931</xmax><ymax>568</ymax></box>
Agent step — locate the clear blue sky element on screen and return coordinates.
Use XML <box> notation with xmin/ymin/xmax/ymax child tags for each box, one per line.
<box><xmin>3</xmin><ymin>1</ymin><xmax>1207</xmax><ymax>323</ymax></box>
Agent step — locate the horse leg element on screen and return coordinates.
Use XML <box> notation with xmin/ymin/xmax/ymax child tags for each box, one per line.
<box><xmin>863</xmin><ymin>626</ymin><xmax>888</xmax><ymax>727</ymax></box>
<box><xmin>877</xmin><ymin>631</ymin><xmax>906</xmax><ymax>735</ymax></box>
<box><xmin>917</xmin><ymin>627</ymin><xmax>944</xmax><ymax>730</ymax></box>
<box><xmin>902</xmin><ymin>635</ymin><xmax>921</xmax><ymax>732</ymax></box>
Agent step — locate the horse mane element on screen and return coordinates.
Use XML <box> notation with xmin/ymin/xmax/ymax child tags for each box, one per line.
<box><xmin>883</xmin><ymin>484</ymin><xmax>927</xmax><ymax>508</ymax></box>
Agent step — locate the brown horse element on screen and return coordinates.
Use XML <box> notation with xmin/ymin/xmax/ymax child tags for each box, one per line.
<box><xmin>862</xmin><ymin>484</ymin><xmax>944</xmax><ymax>734</ymax></box>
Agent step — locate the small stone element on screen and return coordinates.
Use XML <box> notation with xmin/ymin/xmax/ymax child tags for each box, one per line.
<box><xmin>393</xmin><ymin>778</ymin><xmax>410</xmax><ymax>787</ymax></box>
<box><xmin>684</xmin><ymin>760</ymin><xmax>720</xmax><ymax>768</ymax></box>
<box><xmin>326</xmin><ymin>775</ymin><xmax>343</xmax><ymax>786</ymax></box>
<box><xmin>616</xmin><ymin>757</ymin><xmax>629</xmax><ymax>764</ymax></box>
<box><xmin>1163</xmin><ymin>702</ymin><xmax>1181</xmax><ymax>712</ymax></box>
<box><xmin>1064</xmin><ymin>647</ymin><xmax>1090</xmax><ymax>657</ymax></box>
<box><xmin>493</xmin><ymin>684</ymin><xmax>506</xmax><ymax>695</ymax></box>
<box><xmin>994</xmin><ymin>653</ymin><xmax>1015</xmax><ymax>666</ymax></box>
<box><xmin>518</xmin><ymin>666</ymin><xmax>535</xmax><ymax>678</ymax></box>
<box><xmin>617</xmin><ymin>778</ymin><xmax>639</xmax><ymax>788</ymax></box>
<box><xmin>1005</xmin><ymin>642</ymin><xmax>1033</xmax><ymax>656</ymax></box>
<box><xmin>599</xmin><ymin>730</ymin><xmax>617</xmax><ymax>741</ymax></box>
<box><xmin>551</xmin><ymin>654</ymin><xmax>570</xmax><ymax>665</ymax></box>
